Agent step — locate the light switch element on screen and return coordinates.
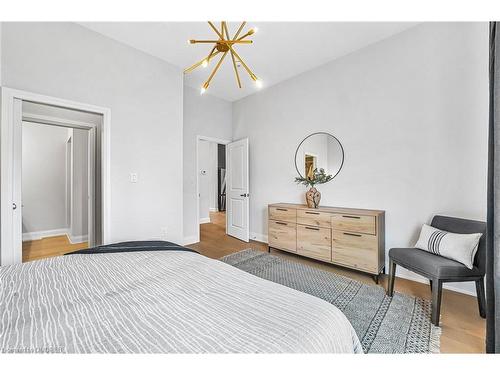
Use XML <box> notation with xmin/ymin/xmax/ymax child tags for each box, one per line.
<box><xmin>130</xmin><ymin>173</ymin><xmax>138</xmax><ymax>183</ymax></box>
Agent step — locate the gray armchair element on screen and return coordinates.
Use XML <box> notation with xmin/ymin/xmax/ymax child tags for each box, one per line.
<box><xmin>386</xmin><ymin>215</ymin><xmax>486</xmax><ymax>326</ymax></box>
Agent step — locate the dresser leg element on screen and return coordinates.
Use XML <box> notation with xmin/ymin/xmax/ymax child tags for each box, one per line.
<box><xmin>373</xmin><ymin>274</ymin><xmax>379</xmax><ymax>284</ymax></box>
<box><xmin>268</xmin><ymin>246</ymin><xmax>271</xmax><ymax>253</ymax></box>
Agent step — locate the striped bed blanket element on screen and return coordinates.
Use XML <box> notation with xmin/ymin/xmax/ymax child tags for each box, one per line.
<box><xmin>0</xmin><ymin>243</ymin><xmax>362</xmax><ymax>353</ymax></box>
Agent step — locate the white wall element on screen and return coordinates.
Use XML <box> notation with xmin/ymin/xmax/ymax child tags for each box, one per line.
<box><xmin>232</xmin><ymin>22</ymin><xmax>488</xmax><ymax>295</ymax></box>
<box><xmin>1</xmin><ymin>22</ymin><xmax>184</xmax><ymax>244</ymax></box>
<box><xmin>183</xmin><ymin>86</ymin><xmax>232</xmax><ymax>244</ymax></box>
<box><xmin>22</xmin><ymin>122</ymin><xmax>68</xmax><ymax>234</ymax></box>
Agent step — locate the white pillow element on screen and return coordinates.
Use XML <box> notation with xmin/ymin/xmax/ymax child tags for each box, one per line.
<box><xmin>414</xmin><ymin>224</ymin><xmax>482</xmax><ymax>269</ymax></box>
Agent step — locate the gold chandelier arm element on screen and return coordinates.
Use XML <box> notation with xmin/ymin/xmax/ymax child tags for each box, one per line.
<box><xmin>203</xmin><ymin>50</ymin><xmax>229</xmax><ymax>88</ymax></box>
<box><xmin>206</xmin><ymin>46</ymin><xmax>216</xmax><ymax>62</ymax></box>
<box><xmin>227</xmin><ymin>45</ymin><xmax>257</xmax><ymax>81</ymax></box>
<box><xmin>230</xmin><ymin>50</ymin><xmax>242</xmax><ymax>88</ymax></box>
<box><xmin>236</xmin><ymin>30</ymin><xmax>255</xmax><ymax>41</ymax></box>
<box><xmin>222</xmin><ymin>22</ymin><xmax>230</xmax><ymax>40</ymax></box>
<box><xmin>232</xmin><ymin>21</ymin><xmax>246</xmax><ymax>40</ymax></box>
<box><xmin>184</xmin><ymin>50</ymin><xmax>220</xmax><ymax>74</ymax></box>
<box><xmin>208</xmin><ymin>21</ymin><xmax>224</xmax><ymax>40</ymax></box>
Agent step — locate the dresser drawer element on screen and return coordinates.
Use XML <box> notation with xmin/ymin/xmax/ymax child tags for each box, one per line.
<box><xmin>269</xmin><ymin>206</ymin><xmax>297</xmax><ymax>223</ymax></box>
<box><xmin>331</xmin><ymin>213</ymin><xmax>376</xmax><ymax>235</ymax></box>
<box><xmin>297</xmin><ymin>209</ymin><xmax>331</xmax><ymax>228</ymax></box>
<box><xmin>332</xmin><ymin>230</ymin><xmax>378</xmax><ymax>273</ymax></box>
<box><xmin>297</xmin><ymin>225</ymin><xmax>331</xmax><ymax>262</ymax></box>
<box><xmin>268</xmin><ymin>221</ymin><xmax>297</xmax><ymax>252</ymax></box>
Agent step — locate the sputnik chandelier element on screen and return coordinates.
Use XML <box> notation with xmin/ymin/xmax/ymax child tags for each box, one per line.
<box><xmin>184</xmin><ymin>21</ymin><xmax>262</xmax><ymax>94</ymax></box>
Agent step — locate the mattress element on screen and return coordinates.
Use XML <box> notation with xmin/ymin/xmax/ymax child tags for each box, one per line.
<box><xmin>0</xmin><ymin>246</ymin><xmax>362</xmax><ymax>353</ymax></box>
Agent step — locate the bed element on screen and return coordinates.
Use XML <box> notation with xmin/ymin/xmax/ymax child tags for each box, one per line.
<box><xmin>0</xmin><ymin>241</ymin><xmax>362</xmax><ymax>353</ymax></box>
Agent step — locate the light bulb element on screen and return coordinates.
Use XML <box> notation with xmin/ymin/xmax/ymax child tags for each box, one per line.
<box><xmin>201</xmin><ymin>59</ymin><xmax>208</xmax><ymax>68</ymax></box>
<box><xmin>200</xmin><ymin>87</ymin><xmax>206</xmax><ymax>95</ymax></box>
<box><xmin>255</xmin><ymin>79</ymin><xmax>263</xmax><ymax>89</ymax></box>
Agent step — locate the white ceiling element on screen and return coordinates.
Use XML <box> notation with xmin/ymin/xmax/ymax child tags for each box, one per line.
<box><xmin>79</xmin><ymin>22</ymin><xmax>418</xmax><ymax>102</ymax></box>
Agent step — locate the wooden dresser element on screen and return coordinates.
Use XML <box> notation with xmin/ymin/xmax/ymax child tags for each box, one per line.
<box><xmin>268</xmin><ymin>203</ymin><xmax>385</xmax><ymax>282</ymax></box>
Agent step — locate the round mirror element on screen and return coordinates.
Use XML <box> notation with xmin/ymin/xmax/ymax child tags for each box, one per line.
<box><xmin>294</xmin><ymin>132</ymin><xmax>344</xmax><ymax>181</ymax></box>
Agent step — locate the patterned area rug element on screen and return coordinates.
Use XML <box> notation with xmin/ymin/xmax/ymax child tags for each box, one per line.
<box><xmin>221</xmin><ymin>249</ymin><xmax>441</xmax><ymax>354</ymax></box>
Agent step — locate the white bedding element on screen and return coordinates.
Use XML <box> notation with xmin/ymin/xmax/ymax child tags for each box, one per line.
<box><xmin>0</xmin><ymin>250</ymin><xmax>362</xmax><ymax>353</ymax></box>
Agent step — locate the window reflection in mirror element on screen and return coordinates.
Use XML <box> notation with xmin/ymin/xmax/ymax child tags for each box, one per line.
<box><xmin>305</xmin><ymin>154</ymin><xmax>317</xmax><ymax>180</ymax></box>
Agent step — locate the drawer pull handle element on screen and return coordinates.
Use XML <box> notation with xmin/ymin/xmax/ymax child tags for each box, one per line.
<box><xmin>343</xmin><ymin>232</ymin><xmax>362</xmax><ymax>237</ymax></box>
<box><xmin>342</xmin><ymin>215</ymin><xmax>361</xmax><ymax>219</ymax></box>
<box><xmin>305</xmin><ymin>211</ymin><xmax>320</xmax><ymax>215</ymax></box>
<box><xmin>275</xmin><ymin>222</ymin><xmax>288</xmax><ymax>226</ymax></box>
<box><xmin>305</xmin><ymin>226</ymin><xmax>320</xmax><ymax>231</ymax></box>
<box><xmin>276</xmin><ymin>208</ymin><xmax>288</xmax><ymax>211</ymax></box>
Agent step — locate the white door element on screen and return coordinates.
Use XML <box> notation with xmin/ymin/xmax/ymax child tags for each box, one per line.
<box><xmin>226</xmin><ymin>138</ymin><xmax>249</xmax><ymax>242</ymax></box>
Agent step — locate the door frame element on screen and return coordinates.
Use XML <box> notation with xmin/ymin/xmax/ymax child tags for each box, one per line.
<box><xmin>0</xmin><ymin>87</ymin><xmax>111</xmax><ymax>266</ymax></box>
<box><xmin>195</xmin><ymin>135</ymin><xmax>231</xmax><ymax>244</ymax></box>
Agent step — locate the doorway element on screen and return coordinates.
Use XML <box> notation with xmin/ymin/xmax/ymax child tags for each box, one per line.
<box><xmin>197</xmin><ymin>137</ymin><xmax>228</xmax><ymax>239</ymax></box>
<box><xmin>195</xmin><ymin>136</ymin><xmax>249</xmax><ymax>244</ymax></box>
<box><xmin>0</xmin><ymin>88</ymin><xmax>110</xmax><ymax>266</ymax></box>
<box><xmin>21</xmin><ymin>103</ymin><xmax>99</xmax><ymax>262</ymax></box>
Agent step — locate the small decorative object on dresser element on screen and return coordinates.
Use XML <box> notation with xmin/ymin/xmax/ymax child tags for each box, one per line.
<box><xmin>295</xmin><ymin>168</ymin><xmax>331</xmax><ymax>208</ymax></box>
<box><xmin>306</xmin><ymin>187</ymin><xmax>321</xmax><ymax>208</ymax></box>
<box><xmin>268</xmin><ymin>203</ymin><xmax>385</xmax><ymax>283</ymax></box>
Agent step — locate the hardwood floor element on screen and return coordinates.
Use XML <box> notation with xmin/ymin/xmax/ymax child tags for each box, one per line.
<box><xmin>187</xmin><ymin>211</ymin><xmax>486</xmax><ymax>353</ymax></box>
<box><xmin>22</xmin><ymin>235</ymin><xmax>88</xmax><ymax>262</ymax></box>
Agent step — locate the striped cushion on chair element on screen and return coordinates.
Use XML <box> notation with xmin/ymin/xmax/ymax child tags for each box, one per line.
<box><xmin>414</xmin><ymin>224</ymin><xmax>482</xmax><ymax>269</ymax></box>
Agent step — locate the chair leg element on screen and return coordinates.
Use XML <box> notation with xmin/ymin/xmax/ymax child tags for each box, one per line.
<box><xmin>429</xmin><ymin>279</ymin><xmax>433</xmax><ymax>292</ymax></box>
<box><xmin>475</xmin><ymin>277</ymin><xmax>486</xmax><ymax>319</ymax></box>
<box><xmin>431</xmin><ymin>279</ymin><xmax>443</xmax><ymax>326</ymax></box>
<box><xmin>386</xmin><ymin>259</ymin><xmax>396</xmax><ymax>297</ymax></box>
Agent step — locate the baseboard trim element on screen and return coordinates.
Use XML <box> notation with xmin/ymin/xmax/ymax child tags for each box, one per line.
<box><xmin>209</xmin><ymin>208</ymin><xmax>217</xmax><ymax>212</ymax></box>
<box><xmin>251</xmin><ymin>232</ymin><xmax>476</xmax><ymax>297</ymax></box>
<box><xmin>68</xmin><ymin>234</ymin><xmax>89</xmax><ymax>244</ymax></box>
<box><xmin>250</xmin><ymin>232</ymin><xmax>268</xmax><ymax>244</ymax></box>
<box><xmin>199</xmin><ymin>217</ymin><xmax>211</xmax><ymax>224</ymax></box>
<box><xmin>22</xmin><ymin>228</ymin><xmax>69</xmax><ymax>241</ymax></box>
<box><xmin>23</xmin><ymin>229</ymin><xmax>89</xmax><ymax>245</ymax></box>
<box><xmin>182</xmin><ymin>236</ymin><xmax>199</xmax><ymax>246</ymax></box>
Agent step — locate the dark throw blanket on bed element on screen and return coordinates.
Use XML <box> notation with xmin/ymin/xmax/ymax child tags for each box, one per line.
<box><xmin>65</xmin><ymin>240</ymin><xmax>198</xmax><ymax>256</ymax></box>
